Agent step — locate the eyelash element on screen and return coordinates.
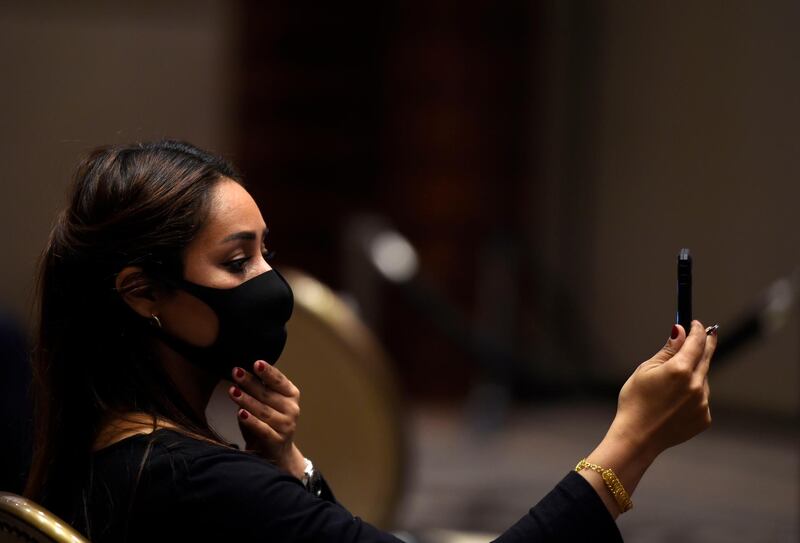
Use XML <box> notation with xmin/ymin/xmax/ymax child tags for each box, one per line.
<box><xmin>225</xmin><ymin>250</ymin><xmax>276</xmax><ymax>273</ymax></box>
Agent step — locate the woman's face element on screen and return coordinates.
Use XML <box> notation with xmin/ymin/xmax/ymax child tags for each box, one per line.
<box><xmin>156</xmin><ymin>178</ymin><xmax>272</xmax><ymax>347</ymax></box>
<box><xmin>183</xmin><ymin>178</ymin><xmax>272</xmax><ymax>287</ymax></box>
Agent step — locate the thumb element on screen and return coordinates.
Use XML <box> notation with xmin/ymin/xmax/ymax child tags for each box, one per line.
<box><xmin>651</xmin><ymin>324</ymin><xmax>686</xmax><ymax>363</ymax></box>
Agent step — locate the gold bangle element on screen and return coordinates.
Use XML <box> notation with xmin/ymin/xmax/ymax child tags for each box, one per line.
<box><xmin>575</xmin><ymin>458</ymin><xmax>633</xmax><ymax>513</ymax></box>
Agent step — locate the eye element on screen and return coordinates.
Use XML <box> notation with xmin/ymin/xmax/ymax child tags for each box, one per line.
<box><xmin>223</xmin><ymin>250</ymin><xmax>275</xmax><ymax>274</ymax></box>
<box><xmin>224</xmin><ymin>257</ymin><xmax>250</xmax><ymax>273</ymax></box>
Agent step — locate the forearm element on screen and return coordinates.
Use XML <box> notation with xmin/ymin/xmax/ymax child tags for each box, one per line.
<box><xmin>577</xmin><ymin>425</ymin><xmax>659</xmax><ymax>519</ymax></box>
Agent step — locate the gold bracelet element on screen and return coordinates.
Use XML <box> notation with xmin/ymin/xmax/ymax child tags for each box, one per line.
<box><xmin>575</xmin><ymin>458</ymin><xmax>633</xmax><ymax>513</ymax></box>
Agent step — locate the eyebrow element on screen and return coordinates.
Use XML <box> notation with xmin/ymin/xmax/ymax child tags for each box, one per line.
<box><xmin>220</xmin><ymin>227</ymin><xmax>269</xmax><ymax>244</ymax></box>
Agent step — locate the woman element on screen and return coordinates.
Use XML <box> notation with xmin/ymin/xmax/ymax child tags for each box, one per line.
<box><xmin>25</xmin><ymin>140</ymin><xmax>717</xmax><ymax>542</ymax></box>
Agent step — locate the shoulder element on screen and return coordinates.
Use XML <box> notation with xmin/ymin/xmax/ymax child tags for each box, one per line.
<box><xmin>91</xmin><ymin>429</ymin><xmax>400</xmax><ymax>542</ymax></box>
<box><xmin>93</xmin><ymin>428</ymin><xmax>298</xmax><ymax>499</ymax></box>
<box><xmin>141</xmin><ymin>430</ymin><xmax>372</xmax><ymax>540</ymax></box>
<box><xmin>88</xmin><ymin>429</ymin><xmax>309</xmax><ymax>540</ymax></box>
<box><xmin>145</xmin><ymin>429</ymin><xmax>312</xmax><ymax>505</ymax></box>
<box><xmin>141</xmin><ymin>429</ymin><xmax>295</xmax><ymax>485</ymax></box>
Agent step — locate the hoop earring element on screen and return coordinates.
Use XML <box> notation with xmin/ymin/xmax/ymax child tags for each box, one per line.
<box><xmin>150</xmin><ymin>314</ymin><xmax>162</xmax><ymax>329</ymax></box>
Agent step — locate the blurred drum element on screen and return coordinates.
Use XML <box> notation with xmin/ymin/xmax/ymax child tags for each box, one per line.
<box><xmin>207</xmin><ymin>268</ymin><xmax>407</xmax><ymax>529</ymax></box>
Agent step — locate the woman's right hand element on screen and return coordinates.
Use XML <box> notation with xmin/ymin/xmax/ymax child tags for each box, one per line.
<box><xmin>229</xmin><ymin>361</ymin><xmax>306</xmax><ymax>480</ymax></box>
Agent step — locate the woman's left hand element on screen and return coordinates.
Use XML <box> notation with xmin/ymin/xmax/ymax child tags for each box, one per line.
<box><xmin>229</xmin><ymin>361</ymin><xmax>306</xmax><ymax>480</ymax></box>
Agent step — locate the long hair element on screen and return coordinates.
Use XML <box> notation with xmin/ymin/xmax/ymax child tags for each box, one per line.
<box><xmin>25</xmin><ymin>140</ymin><xmax>242</xmax><ymax>519</ymax></box>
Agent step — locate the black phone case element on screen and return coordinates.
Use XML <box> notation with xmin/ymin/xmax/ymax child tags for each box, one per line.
<box><xmin>677</xmin><ymin>248</ymin><xmax>692</xmax><ymax>333</ymax></box>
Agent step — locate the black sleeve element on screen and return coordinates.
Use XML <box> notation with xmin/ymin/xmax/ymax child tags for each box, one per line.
<box><xmin>492</xmin><ymin>471</ymin><xmax>623</xmax><ymax>543</ymax></box>
<box><xmin>182</xmin><ymin>451</ymin><xmax>620</xmax><ymax>542</ymax></box>
<box><xmin>183</xmin><ymin>450</ymin><xmax>404</xmax><ymax>542</ymax></box>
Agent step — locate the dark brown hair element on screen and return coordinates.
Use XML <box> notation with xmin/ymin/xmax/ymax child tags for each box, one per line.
<box><xmin>25</xmin><ymin>140</ymin><xmax>241</xmax><ymax>522</ymax></box>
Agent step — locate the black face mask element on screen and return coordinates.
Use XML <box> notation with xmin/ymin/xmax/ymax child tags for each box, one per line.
<box><xmin>152</xmin><ymin>269</ymin><xmax>294</xmax><ymax>379</ymax></box>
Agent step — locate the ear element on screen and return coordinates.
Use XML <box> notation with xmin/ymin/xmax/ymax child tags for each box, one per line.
<box><xmin>115</xmin><ymin>266</ymin><xmax>165</xmax><ymax>319</ymax></box>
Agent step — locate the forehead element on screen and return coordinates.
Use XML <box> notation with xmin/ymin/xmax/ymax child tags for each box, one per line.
<box><xmin>202</xmin><ymin>179</ymin><xmax>266</xmax><ymax>237</ymax></box>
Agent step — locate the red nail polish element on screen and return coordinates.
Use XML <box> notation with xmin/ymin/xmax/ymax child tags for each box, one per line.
<box><xmin>239</xmin><ymin>409</ymin><xmax>248</xmax><ymax>420</ymax></box>
<box><xmin>234</xmin><ymin>368</ymin><xmax>244</xmax><ymax>379</ymax></box>
<box><xmin>255</xmin><ymin>361</ymin><xmax>265</xmax><ymax>372</ymax></box>
<box><xmin>670</xmin><ymin>325</ymin><xmax>679</xmax><ymax>340</ymax></box>
<box><xmin>232</xmin><ymin>387</ymin><xmax>242</xmax><ymax>398</ymax></box>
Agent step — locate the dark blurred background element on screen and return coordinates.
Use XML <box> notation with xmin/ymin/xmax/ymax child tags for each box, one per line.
<box><xmin>1</xmin><ymin>1</ymin><xmax>797</xmax><ymax>541</ymax></box>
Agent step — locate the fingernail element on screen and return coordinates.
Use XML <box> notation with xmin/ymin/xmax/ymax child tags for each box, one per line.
<box><xmin>255</xmin><ymin>360</ymin><xmax>266</xmax><ymax>372</ymax></box>
<box><xmin>705</xmin><ymin>324</ymin><xmax>719</xmax><ymax>336</ymax></box>
<box><xmin>238</xmin><ymin>409</ymin><xmax>248</xmax><ymax>420</ymax></box>
<box><xmin>670</xmin><ymin>325</ymin><xmax>679</xmax><ymax>340</ymax></box>
<box><xmin>231</xmin><ymin>386</ymin><xmax>242</xmax><ymax>398</ymax></box>
<box><xmin>234</xmin><ymin>367</ymin><xmax>244</xmax><ymax>379</ymax></box>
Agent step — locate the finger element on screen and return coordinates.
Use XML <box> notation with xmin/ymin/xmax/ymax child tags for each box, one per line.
<box><xmin>650</xmin><ymin>323</ymin><xmax>687</xmax><ymax>364</ymax></box>
<box><xmin>229</xmin><ymin>386</ymin><xmax>296</xmax><ymax>434</ymax></box>
<box><xmin>253</xmin><ymin>360</ymin><xmax>299</xmax><ymax>398</ymax></box>
<box><xmin>232</xmin><ymin>367</ymin><xmax>297</xmax><ymax>410</ymax></box>
<box><xmin>668</xmin><ymin>320</ymin><xmax>707</xmax><ymax>370</ymax></box>
<box><xmin>694</xmin><ymin>325</ymin><xmax>718</xmax><ymax>378</ymax></box>
<box><xmin>237</xmin><ymin>408</ymin><xmax>287</xmax><ymax>447</ymax></box>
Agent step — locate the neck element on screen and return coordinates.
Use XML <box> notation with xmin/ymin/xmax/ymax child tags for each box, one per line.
<box><xmin>93</xmin><ymin>341</ymin><xmax>221</xmax><ymax>452</ymax></box>
<box><xmin>154</xmin><ymin>340</ymin><xmax>219</xmax><ymax>423</ymax></box>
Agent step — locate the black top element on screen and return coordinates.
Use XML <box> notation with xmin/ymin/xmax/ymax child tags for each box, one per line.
<box><xmin>70</xmin><ymin>429</ymin><xmax>622</xmax><ymax>542</ymax></box>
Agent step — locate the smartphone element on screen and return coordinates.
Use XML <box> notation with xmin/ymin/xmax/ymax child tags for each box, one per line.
<box><xmin>677</xmin><ymin>248</ymin><xmax>692</xmax><ymax>334</ymax></box>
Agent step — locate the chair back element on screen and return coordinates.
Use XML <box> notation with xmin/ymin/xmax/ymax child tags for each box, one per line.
<box><xmin>0</xmin><ymin>492</ymin><xmax>89</xmax><ymax>543</ymax></box>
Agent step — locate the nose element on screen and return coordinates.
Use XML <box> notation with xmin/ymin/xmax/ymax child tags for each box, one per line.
<box><xmin>254</xmin><ymin>253</ymin><xmax>273</xmax><ymax>275</ymax></box>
